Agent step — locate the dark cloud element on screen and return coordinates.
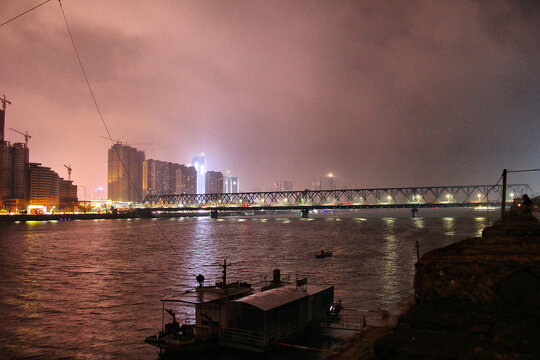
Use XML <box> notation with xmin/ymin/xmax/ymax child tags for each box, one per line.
<box><xmin>1</xmin><ymin>0</ymin><xmax>538</xmax><ymax>194</ymax></box>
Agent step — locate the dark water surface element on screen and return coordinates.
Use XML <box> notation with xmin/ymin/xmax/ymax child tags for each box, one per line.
<box><xmin>0</xmin><ymin>208</ymin><xmax>497</xmax><ymax>359</ymax></box>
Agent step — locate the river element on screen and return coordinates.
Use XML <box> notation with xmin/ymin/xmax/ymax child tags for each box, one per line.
<box><xmin>0</xmin><ymin>208</ymin><xmax>498</xmax><ymax>359</ymax></box>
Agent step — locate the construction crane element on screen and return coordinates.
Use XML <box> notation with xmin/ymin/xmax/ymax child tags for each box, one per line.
<box><xmin>99</xmin><ymin>136</ymin><xmax>152</xmax><ymax>146</ymax></box>
<box><xmin>9</xmin><ymin>128</ymin><xmax>31</xmax><ymax>147</ymax></box>
<box><xmin>64</xmin><ymin>164</ymin><xmax>72</xmax><ymax>181</ymax></box>
<box><xmin>1</xmin><ymin>94</ymin><xmax>11</xmax><ymax>110</ymax></box>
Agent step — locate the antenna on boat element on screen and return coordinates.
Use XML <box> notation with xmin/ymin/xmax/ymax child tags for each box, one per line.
<box><xmin>220</xmin><ymin>259</ymin><xmax>230</xmax><ymax>286</ymax></box>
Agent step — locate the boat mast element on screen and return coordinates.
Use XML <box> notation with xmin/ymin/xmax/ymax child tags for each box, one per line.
<box><xmin>220</xmin><ymin>259</ymin><xmax>231</xmax><ymax>286</ymax></box>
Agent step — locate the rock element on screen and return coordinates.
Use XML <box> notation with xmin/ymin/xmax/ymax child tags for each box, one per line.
<box><xmin>374</xmin><ymin>213</ymin><xmax>540</xmax><ymax>359</ymax></box>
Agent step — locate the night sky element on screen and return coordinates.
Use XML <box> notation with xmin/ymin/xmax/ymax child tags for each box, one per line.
<box><xmin>1</xmin><ymin>0</ymin><xmax>539</xmax><ymax>195</ymax></box>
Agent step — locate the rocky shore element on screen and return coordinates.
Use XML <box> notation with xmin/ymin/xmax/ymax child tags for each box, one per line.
<box><xmin>372</xmin><ymin>212</ymin><xmax>540</xmax><ymax>359</ymax></box>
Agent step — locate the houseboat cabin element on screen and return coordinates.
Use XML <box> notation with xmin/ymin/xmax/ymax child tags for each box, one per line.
<box><xmin>221</xmin><ymin>282</ymin><xmax>334</xmax><ymax>352</ymax></box>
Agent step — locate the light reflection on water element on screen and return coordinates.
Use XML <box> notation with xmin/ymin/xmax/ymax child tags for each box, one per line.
<box><xmin>0</xmin><ymin>208</ymin><xmax>498</xmax><ymax>359</ymax></box>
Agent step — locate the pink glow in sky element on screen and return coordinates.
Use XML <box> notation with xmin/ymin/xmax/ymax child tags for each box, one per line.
<box><xmin>1</xmin><ymin>0</ymin><xmax>539</xmax><ymax>194</ymax></box>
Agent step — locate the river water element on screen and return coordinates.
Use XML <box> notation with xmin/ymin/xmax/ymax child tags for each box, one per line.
<box><xmin>0</xmin><ymin>208</ymin><xmax>498</xmax><ymax>359</ymax></box>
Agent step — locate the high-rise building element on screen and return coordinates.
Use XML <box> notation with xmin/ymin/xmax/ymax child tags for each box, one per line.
<box><xmin>143</xmin><ymin>159</ymin><xmax>182</xmax><ymax>196</ymax></box>
<box><xmin>0</xmin><ymin>141</ymin><xmax>29</xmax><ymax>209</ymax></box>
<box><xmin>108</xmin><ymin>144</ymin><xmax>145</xmax><ymax>202</ymax></box>
<box><xmin>273</xmin><ymin>181</ymin><xmax>293</xmax><ymax>191</ymax></box>
<box><xmin>224</xmin><ymin>175</ymin><xmax>239</xmax><ymax>193</ymax></box>
<box><xmin>0</xmin><ymin>108</ymin><xmax>5</xmax><ymax>142</ymax></box>
<box><xmin>205</xmin><ymin>171</ymin><xmax>223</xmax><ymax>194</ymax></box>
<box><xmin>27</xmin><ymin>163</ymin><xmax>60</xmax><ymax>209</ymax></box>
<box><xmin>0</xmin><ymin>140</ymin><xmax>10</xmax><ymax>204</ymax></box>
<box><xmin>59</xmin><ymin>179</ymin><xmax>78</xmax><ymax>210</ymax></box>
<box><xmin>10</xmin><ymin>143</ymin><xmax>28</xmax><ymax>198</ymax></box>
<box><xmin>192</xmin><ymin>154</ymin><xmax>206</xmax><ymax>194</ymax></box>
<box><xmin>175</xmin><ymin>165</ymin><xmax>197</xmax><ymax>194</ymax></box>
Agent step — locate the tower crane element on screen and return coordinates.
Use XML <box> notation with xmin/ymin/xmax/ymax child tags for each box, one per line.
<box><xmin>99</xmin><ymin>136</ymin><xmax>152</xmax><ymax>146</ymax></box>
<box><xmin>64</xmin><ymin>164</ymin><xmax>72</xmax><ymax>181</ymax></box>
<box><xmin>9</xmin><ymin>128</ymin><xmax>31</xmax><ymax>147</ymax></box>
<box><xmin>1</xmin><ymin>94</ymin><xmax>11</xmax><ymax>110</ymax></box>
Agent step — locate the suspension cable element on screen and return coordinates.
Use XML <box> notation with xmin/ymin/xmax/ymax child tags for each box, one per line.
<box><xmin>0</xmin><ymin>0</ymin><xmax>52</xmax><ymax>28</ymax></box>
<box><xmin>57</xmin><ymin>0</ymin><xmax>187</xmax><ymax>266</ymax></box>
<box><xmin>508</xmin><ymin>169</ymin><xmax>540</xmax><ymax>173</ymax></box>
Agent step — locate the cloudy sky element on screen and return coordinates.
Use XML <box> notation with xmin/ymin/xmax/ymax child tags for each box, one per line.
<box><xmin>1</xmin><ymin>0</ymin><xmax>539</xmax><ymax>195</ymax></box>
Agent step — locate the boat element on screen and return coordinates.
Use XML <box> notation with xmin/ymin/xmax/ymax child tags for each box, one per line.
<box><xmin>144</xmin><ymin>260</ymin><xmax>334</xmax><ymax>354</ymax></box>
<box><xmin>315</xmin><ymin>250</ymin><xmax>333</xmax><ymax>258</ymax></box>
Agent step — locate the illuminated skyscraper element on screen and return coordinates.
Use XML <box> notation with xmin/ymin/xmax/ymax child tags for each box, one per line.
<box><xmin>107</xmin><ymin>144</ymin><xmax>145</xmax><ymax>202</ymax></box>
<box><xmin>224</xmin><ymin>175</ymin><xmax>239</xmax><ymax>193</ymax></box>
<box><xmin>205</xmin><ymin>171</ymin><xmax>223</xmax><ymax>194</ymax></box>
<box><xmin>191</xmin><ymin>153</ymin><xmax>206</xmax><ymax>194</ymax></box>
<box><xmin>175</xmin><ymin>165</ymin><xmax>197</xmax><ymax>194</ymax></box>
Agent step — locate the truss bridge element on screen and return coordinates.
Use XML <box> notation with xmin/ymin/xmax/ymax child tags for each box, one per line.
<box><xmin>142</xmin><ymin>184</ymin><xmax>532</xmax><ymax>218</ymax></box>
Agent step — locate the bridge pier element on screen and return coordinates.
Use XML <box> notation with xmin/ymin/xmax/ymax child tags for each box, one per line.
<box><xmin>301</xmin><ymin>209</ymin><xmax>310</xmax><ymax>219</ymax></box>
<box><xmin>210</xmin><ymin>210</ymin><xmax>219</xmax><ymax>219</ymax></box>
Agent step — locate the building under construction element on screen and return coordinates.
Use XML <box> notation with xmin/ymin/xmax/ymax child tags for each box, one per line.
<box><xmin>0</xmin><ymin>98</ymin><xmax>78</xmax><ymax>212</ymax></box>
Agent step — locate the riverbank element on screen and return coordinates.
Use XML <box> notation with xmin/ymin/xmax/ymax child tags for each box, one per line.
<box><xmin>371</xmin><ymin>211</ymin><xmax>540</xmax><ymax>359</ymax></box>
<box><xmin>327</xmin><ymin>211</ymin><xmax>540</xmax><ymax>359</ymax></box>
<box><xmin>0</xmin><ymin>211</ymin><xmax>210</xmax><ymax>222</ymax></box>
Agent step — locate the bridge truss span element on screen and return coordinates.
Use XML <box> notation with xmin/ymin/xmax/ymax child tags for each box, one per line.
<box><xmin>143</xmin><ymin>184</ymin><xmax>532</xmax><ymax>208</ymax></box>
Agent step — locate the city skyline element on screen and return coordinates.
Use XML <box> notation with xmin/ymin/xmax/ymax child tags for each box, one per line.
<box><xmin>1</xmin><ymin>1</ymin><xmax>539</xmax><ymax>194</ymax></box>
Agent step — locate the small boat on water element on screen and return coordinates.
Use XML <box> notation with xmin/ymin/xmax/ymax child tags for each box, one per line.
<box><xmin>315</xmin><ymin>250</ymin><xmax>333</xmax><ymax>258</ymax></box>
<box><xmin>144</xmin><ymin>260</ymin><xmax>334</xmax><ymax>354</ymax></box>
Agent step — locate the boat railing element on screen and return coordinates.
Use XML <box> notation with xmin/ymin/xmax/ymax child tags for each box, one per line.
<box><xmin>265</xmin><ymin>318</ymin><xmax>302</xmax><ymax>341</ymax></box>
<box><xmin>219</xmin><ymin>318</ymin><xmax>302</xmax><ymax>349</ymax></box>
<box><xmin>219</xmin><ymin>327</ymin><xmax>265</xmax><ymax>347</ymax></box>
<box><xmin>319</xmin><ymin>310</ymin><xmax>368</xmax><ymax>330</ymax></box>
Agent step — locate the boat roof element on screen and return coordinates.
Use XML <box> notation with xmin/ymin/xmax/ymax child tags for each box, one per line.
<box><xmin>232</xmin><ymin>284</ymin><xmax>332</xmax><ymax>312</ymax></box>
<box><xmin>161</xmin><ymin>286</ymin><xmax>251</xmax><ymax>304</ymax></box>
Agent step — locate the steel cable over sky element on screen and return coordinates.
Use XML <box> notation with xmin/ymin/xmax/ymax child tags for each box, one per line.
<box><xmin>0</xmin><ymin>0</ymin><xmax>52</xmax><ymax>28</ymax></box>
<box><xmin>56</xmin><ymin>0</ymin><xmax>188</xmax><ymax>268</ymax></box>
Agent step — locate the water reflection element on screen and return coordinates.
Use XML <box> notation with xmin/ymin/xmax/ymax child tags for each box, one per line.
<box><xmin>412</xmin><ymin>217</ymin><xmax>424</xmax><ymax>229</ymax></box>
<box><xmin>443</xmin><ymin>217</ymin><xmax>455</xmax><ymax>236</ymax></box>
<box><xmin>0</xmin><ymin>211</ymin><xmax>490</xmax><ymax>359</ymax></box>
<box><xmin>381</xmin><ymin>233</ymin><xmax>398</xmax><ymax>302</ymax></box>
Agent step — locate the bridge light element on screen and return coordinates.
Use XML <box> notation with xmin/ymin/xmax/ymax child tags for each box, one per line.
<box><xmin>477</xmin><ymin>194</ymin><xmax>482</xmax><ymax>200</ymax></box>
<box><xmin>510</xmin><ymin>192</ymin><xmax>514</xmax><ymax>198</ymax></box>
<box><xmin>387</xmin><ymin>195</ymin><xmax>392</xmax><ymax>201</ymax></box>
